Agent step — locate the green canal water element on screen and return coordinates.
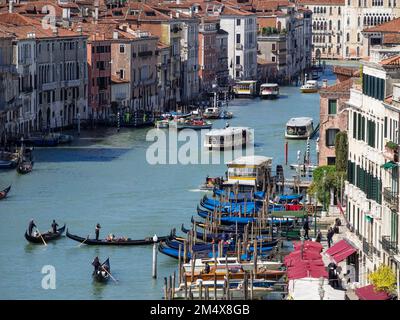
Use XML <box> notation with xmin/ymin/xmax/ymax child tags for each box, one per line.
<box><xmin>0</xmin><ymin>68</ymin><xmax>337</xmax><ymax>299</ymax></box>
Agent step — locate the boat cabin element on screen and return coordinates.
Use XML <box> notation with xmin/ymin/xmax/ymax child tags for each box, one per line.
<box><xmin>204</xmin><ymin>127</ymin><xmax>252</xmax><ymax>150</ymax></box>
<box><xmin>224</xmin><ymin>155</ymin><xmax>272</xmax><ymax>192</ymax></box>
<box><xmin>285</xmin><ymin>117</ymin><xmax>314</xmax><ymax>139</ymax></box>
<box><xmin>233</xmin><ymin>80</ymin><xmax>258</xmax><ymax>98</ymax></box>
<box><xmin>260</xmin><ymin>83</ymin><xmax>279</xmax><ymax>99</ymax></box>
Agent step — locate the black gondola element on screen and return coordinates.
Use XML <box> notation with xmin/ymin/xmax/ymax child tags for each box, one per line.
<box><xmin>93</xmin><ymin>258</ymin><xmax>110</xmax><ymax>283</ymax></box>
<box><xmin>24</xmin><ymin>224</ymin><xmax>66</xmax><ymax>244</ymax></box>
<box><xmin>17</xmin><ymin>160</ymin><xmax>33</xmax><ymax>174</ymax></box>
<box><xmin>66</xmin><ymin>229</ymin><xmax>174</xmax><ymax>246</ymax></box>
<box><xmin>0</xmin><ymin>185</ymin><xmax>11</xmax><ymax>200</ymax></box>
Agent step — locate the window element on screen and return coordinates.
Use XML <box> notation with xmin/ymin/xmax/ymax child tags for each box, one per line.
<box><xmin>119</xmin><ymin>69</ymin><xmax>124</xmax><ymax>79</ymax></box>
<box><xmin>347</xmin><ymin>33</ymin><xmax>350</xmax><ymax>42</ymax></box>
<box><xmin>236</xmin><ymin>34</ymin><xmax>241</xmax><ymax>44</ymax></box>
<box><xmin>326</xmin><ymin>129</ymin><xmax>340</xmax><ymax>147</ymax></box>
<box><xmin>236</xmin><ymin>56</ymin><xmax>240</xmax><ymax>64</ymax></box>
<box><xmin>120</xmin><ymin>45</ymin><xmax>125</xmax><ymax>53</ymax></box>
<box><xmin>338</xmin><ymin>20</ymin><xmax>341</xmax><ymax>30</ymax></box>
<box><xmin>327</xmin><ymin>157</ymin><xmax>336</xmax><ymax>165</ymax></box>
<box><xmin>236</xmin><ymin>19</ymin><xmax>241</xmax><ymax>26</ymax></box>
<box><xmin>328</xmin><ymin>99</ymin><xmax>337</xmax><ymax>115</ymax></box>
<box><xmin>272</xmin><ymin>43</ymin><xmax>276</xmax><ymax>51</ymax></box>
<box><xmin>272</xmin><ymin>56</ymin><xmax>276</xmax><ymax>62</ymax></box>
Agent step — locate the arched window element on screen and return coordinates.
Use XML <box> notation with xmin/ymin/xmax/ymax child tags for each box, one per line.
<box><xmin>357</xmin><ymin>33</ymin><xmax>360</xmax><ymax>42</ymax></box>
<box><xmin>329</xmin><ymin>20</ymin><xmax>332</xmax><ymax>30</ymax></box>
<box><xmin>324</xmin><ymin>7</ymin><xmax>326</xmax><ymax>14</ymax></box>
<box><xmin>364</xmin><ymin>16</ymin><xmax>367</xmax><ymax>25</ymax></box>
<box><xmin>329</xmin><ymin>7</ymin><xmax>332</xmax><ymax>15</ymax></box>
<box><xmin>338</xmin><ymin>7</ymin><xmax>341</xmax><ymax>15</ymax></box>
<box><xmin>346</xmin><ymin>47</ymin><xmax>349</xmax><ymax>56</ymax></box>
<box><xmin>324</xmin><ymin>21</ymin><xmax>327</xmax><ymax>30</ymax></box>
<box><xmin>347</xmin><ymin>17</ymin><xmax>350</xmax><ymax>26</ymax></box>
<box><xmin>338</xmin><ymin>20</ymin><xmax>341</xmax><ymax>30</ymax></box>
<box><xmin>358</xmin><ymin>17</ymin><xmax>361</xmax><ymax>27</ymax></box>
<box><xmin>357</xmin><ymin>47</ymin><xmax>360</xmax><ymax>56</ymax></box>
<box><xmin>347</xmin><ymin>33</ymin><xmax>350</xmax><ymax>42</ymax></box>
<box><xmin>313</xmin><ymin>21</ymin><xmax>316</xmax><ymax>30</ymax></box>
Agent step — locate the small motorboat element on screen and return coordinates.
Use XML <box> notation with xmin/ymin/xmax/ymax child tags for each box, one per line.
<box><xmin>176</xmin><ymin>119</ymin><xmax>212</xmax><ymax>130</ymax></box>
<box><xmin>0</xmin><ymin>185</ymin><xmax>11</xmax><ymax>200</ymax></box>
<box><xmin>155</xmin><ymin>119</ymin><xmax>169</xmax><ymax>129</ymax></box>
<box><xmin>200</xmin><ymin>176</ymin><xmax>224</xmax><ymax>191</ymax></box>
<box><xmin>220</xmin><ymin>110</ymin><xmax>233</xmax><ymax>119</ymax></box>
<box><xmin>17</xmin><ymin>159</ymin><xmax>33</xmax><ymax>174</ymax></box>
<box><xmin>300</xmin><ymin>80</ymin><xmax>319</xmax><ymax>93</ymax></box>
<box><xmin>24</xmin><ymin>224</ymin><xmax>66</xmax><ymax>244</ymax></box>
<box><xmin>0</xmin><ymin>159</ymin><xmax>18</xmax><ymax>169</ymax></box>
<box><xmin>92</xmin><ymin>257</ymin><xmax>110</xmax><ymax>283</ymax></box>
<box><xmin>203</xmin><ymin>107</ymin><xmax>221</xmax><ymax>119</ymax></box>
<box><xmin>285</xmin><ymin>117</ymin><xmax>314</xmax><ymax>139</ymax></box>
<box><xmin>260</xmin><ymin>83</ymin><xmax>279</xmax><ymax>99</ymax></box>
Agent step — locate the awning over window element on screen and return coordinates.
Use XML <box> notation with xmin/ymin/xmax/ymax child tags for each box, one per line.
<box><xmin>325</xmin><ymin>239</ymin><xmax>357</xmax><ymax>264</ymax></box>
<box><xmin>355</xmin><ymin>284</ymin><xmax>391</xmax><ymax>300</ymax></box>
<box><xmin>381</xmin><ymin>161</ymin><xmax>398</xmax><ymax>170</ymax></box>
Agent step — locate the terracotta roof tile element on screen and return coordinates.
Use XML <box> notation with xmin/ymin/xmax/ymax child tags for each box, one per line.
<box><xmin>320</xmin><ymin>78</ymin><xmax>354</xmax><ymax>94</ymax></box>
<box><xmin>380</xmin><ymin>55</ymin><xmax>400</xmax><ymax>66</ymax></box>
<box><xmin>333</xmin><ymin>66</ymin><xmax>360</xmax><ymax>77</ymax></box>
<box><xmin>363</xmin><ymin>17</ymin><xmax>400</xmax><ymax>33</ymax></box>
<box><xmin>297</xmin><ymin>0</ymin><xmax>345</xmax><ymax>4</ymax></box>
<box><xmin>383</xmin><ymin>33</ymin><xmax>400</xmax><ymax>45</ymax></box>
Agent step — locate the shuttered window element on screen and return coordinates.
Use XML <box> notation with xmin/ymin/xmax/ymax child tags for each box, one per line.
<box><xmin>328</xmin><ymin>99</ymin><xmax>337</xmax><ymax>115</ymax></box>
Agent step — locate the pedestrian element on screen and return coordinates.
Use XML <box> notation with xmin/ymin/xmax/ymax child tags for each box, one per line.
<box><xmin>95</xmin><ymin>223</ymin><xmax>101</xmax><ymax>241</ymax></box>
<box><xmin>327</xmin><ymin>227</ymin><xmax>334</xmax><ymax>248</ymax></box>
<box><xmin>316</xmin><ymin>230</ymin><xmax>322</xmax><ymax>243</ymax></box>
<box><xmin>303</xmin><ymin>219</ymin><xmax>310</xmax><ymax>240</ymax></box>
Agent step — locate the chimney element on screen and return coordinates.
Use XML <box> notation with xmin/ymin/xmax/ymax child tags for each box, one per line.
<box><xmin>77</xmin><ymin>26</ymin><xmax>83</xmax><ymax>34</ymax></box>
<box><xmin>113</xmin><ymin>31</ymin><xmax>118</xmax><ymax>39</ymax></box>
<box><xmin>169</xmin><ymin>12</ymin><xmax>173</xmax><ymax>19</ymax></box>
<box><xmin>52</xmin><ymin>27</ymin><xmax>58</xmax><ymax>37</ymax></box>
<box><xmin>176</xmin><ymin>11</ymin><xmax>179</xmax><ymax>18</ymax></box>
<box><xmin>94</xmin><ymin>8</ymin><xmax>99</xmax><ymax>23</ymax></box>
<box><xmin>9</xmin><ymin>0</ymin><xmax>13</xmax><ymax>13</ymax></box>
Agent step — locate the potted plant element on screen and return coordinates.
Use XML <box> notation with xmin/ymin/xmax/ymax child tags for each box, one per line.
<box><xmin>385</xmin><ymin>141</ymin><xmax>399</xmax><ymax>162</ymax></box>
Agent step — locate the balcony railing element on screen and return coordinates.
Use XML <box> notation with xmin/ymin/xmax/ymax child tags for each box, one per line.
<box><xmin>381</xmin><ymin>236</ymin><xmax>398</xmax><ymax>256</ymax></box>
<box><xmin>383</xmin><ymin>187</ymin><xmax>399</xmax><ymax>210</ymax></box>
<box><xmin>235</xmin><ymin>43</ymin><xmax>243</xmax><ymax>50</ymax></box>
<box><xmin>362</xmin><ymin>238</ymin><xmax>373</xmax><ymax>258</ymax></box>
<box><xmin>235</xmin><ymin>64</ymin><xmax>243</xmax><ymax>70</ymax></box>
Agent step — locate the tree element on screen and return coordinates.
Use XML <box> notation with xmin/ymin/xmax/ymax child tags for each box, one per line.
<box><xmin>368</xmin><ymin>265</ymin><xmax>397</xmax><ymax>294</ymax></box>
<box><xmin>308</xmin><ymin>165</ymin><xmax>340</xmax><ymax>204</ymax></box>
<box><xmin>335</xmin><ymin>131</ymin><xmax>348</xmax><ymax>173</ymax></box>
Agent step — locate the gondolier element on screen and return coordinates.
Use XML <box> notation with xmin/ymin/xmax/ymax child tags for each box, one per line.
<box><xmin>92</xmin><ymin>256</ymin><xmax>101</xmax><ymax>273</ymax></box>
<box><xmin>51</xmin><ymin>220</ymin><xmax>59</xmax><ymax>234</ymax></box>
<box><xmin>95</xmin><ymin>223</ymin><xmax>101</xmax><ymax>241</ymax></box>
<box><xmin>28</xmin><ymin>219</ymin><xmax>36</xmax><ymax>236</ymax></box>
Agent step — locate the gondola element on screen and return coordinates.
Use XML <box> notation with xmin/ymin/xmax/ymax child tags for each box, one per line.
<box><xmin>66</xmin><ymin>229</ymin><xmax>173</xmax><ymax>246</ymax></box>
<box><xmin>0</xmin><ymin>159</ymin><xmax>18</xmax><ymax>169</ymax></box>
<box><xmin>24</xmin><ymin>224</ymin><xmax>66</xmax><ymax>244</ymax></box>
<box><xmin>17</xmin><ymin>160</ymin><xmax>33</xmax><ymax>174</ymax></box>
<box><xmin>0</xmin><ymin>185</ymin><xmax>11</xmax><ymax>200</ymax></box>
<box><xmin>93</xmin><ymin>258</ymin><xmax>110</xmax><ymax>283</ymax></box>
<box><xmin>158</xmin><ymin>241</ymin><xmax>218</xmax><ymax>262</ymax></box>
<box><xmin>180</xmin><ymin>224</ymin><xmax>278</xmax><ymax>250</ymax></box>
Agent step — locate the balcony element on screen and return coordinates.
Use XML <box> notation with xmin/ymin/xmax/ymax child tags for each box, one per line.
<box><xmin>381</xmin><ymin>236</ymin><xmax>398</xmax><ymax>256</ymax></box>
<box><xmin>138</xmin><ymin>51</ymin><xmax>153</xmax><ymax>57</ymax></box>
<box><xmin>235</xmin><ymin>43</ymin><xmax>243</xmax><ymax>50</ymax></box>
<box><xmin>362</xmin><ymin>238</ymin><xmax>373</xmax><ymax>258</ymax></box>
<box><xmin>235</xmin><ymin>64</ymin><xmax>243</xmax><ymax>70</ymax></box>
<box><xmin>383</xmin><ymin>187</ymin><xmax>398</xmax><ymax>210</ymax></box>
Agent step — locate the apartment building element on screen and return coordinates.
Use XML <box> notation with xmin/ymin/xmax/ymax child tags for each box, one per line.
<box><xmin>0</xmin><ymin>12</ymin><xmax>88</xmax><ymax>134</ymax></box>
<box><xmin>345</xmin><ymin>48</ymin><xmax>400</xmax><ymax>287</ymax></box>
<box><xmin>156</xmin><ymin>42</ymin><xmax>173</xmax><ymax>112</ymax></box>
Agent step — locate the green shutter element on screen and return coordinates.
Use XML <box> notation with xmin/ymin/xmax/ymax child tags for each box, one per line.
<box><xmin>353</xmin><ymin>112</ymin><xmax>357</xmax><ymax>139</ymax></box>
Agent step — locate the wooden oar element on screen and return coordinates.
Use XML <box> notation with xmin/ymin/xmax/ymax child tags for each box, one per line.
<box><xmin>101</xmin><ymin>266</ymin><xmax>118</xmax><ymax>283</ymax></box>
<box><xmin>36</xmin><ymin>228</ymin><xmax>47</xmax><ymax>246</ymax></box>
<box><xmin>78</xmin><ymin>235</ymin><xmax>90</xmax><ymax>247</ymax></box>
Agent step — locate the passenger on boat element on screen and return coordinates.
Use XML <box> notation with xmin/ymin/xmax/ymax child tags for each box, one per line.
<box><xmin>106</xmin><ymin>234</ymin><xmax>115</xmax><ymax>241</ymax></box>
<box><xmin>95</xmin><ymin>223</ymin><xmax>101</xmax><ymax>241</ymax></box>
<box><xmin>92</xmin><ymin>256</ymin><xmax>101</xmax><ymax>273</ymax></box>
<box><xmin>51</xmin><ymin>220</ymin><xmax>58</xmax><ymax>233</ymax></box>
<box><xmin>28</xmin><ymin>219</ymin><xmax>36</xmax><ymax>236</ymax></box>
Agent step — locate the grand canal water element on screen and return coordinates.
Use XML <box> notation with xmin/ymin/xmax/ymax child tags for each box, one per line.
<box><xmin>0</xmin><ymin>67</ymin><xmax>339</xmax><ymax>299</ymax></box>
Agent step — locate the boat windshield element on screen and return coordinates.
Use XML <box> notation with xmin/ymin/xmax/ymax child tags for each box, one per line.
<box><xmin>287</xmin><ymin>126</ymin><xmax>307</xmax><ymax>136</ymax></box>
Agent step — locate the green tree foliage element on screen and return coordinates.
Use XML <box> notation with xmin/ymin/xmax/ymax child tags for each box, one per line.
<box><xmin>308</xmin><ymin>165</ymin><xmax>341</xmax><ymax>204</ymax></box>
<box><xmin>368</xmin><ymin>265</ymin><xmax>397</xmax><ymax>294</ymax></box>
<box><xmin>335</xmin><ymin>131</ymin><xmax>348</xmax><ymax>173</ymax></box>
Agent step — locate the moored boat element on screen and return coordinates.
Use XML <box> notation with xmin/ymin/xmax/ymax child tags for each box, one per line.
<box><xmin>0</xmin><ymin>185</ymin><xmax>11</xmax><ymax>200</ymax></box>
<box><xmin>260</xmin><ymin>83</ymin><xmax>279</xmax><ymax>99</ymax></box>
<box><xmin>0</xmin><ymin>159</ymin><xmax>18</xmax><ymax>169</ymax></box>
<box><xmin>24</xmin><ymin>224</ymin><xmax>66</xmax><ymax>244</ymax></box>
<box><xmin>175</xmin><ymin>119</ymin><xmax>212</xmax><ymax>130</ymax></box>
<box><xmin>233</xmin><ymin>80</ymin><xmax>258</xmax><ymax>98</ymax></box>
<box><xmin>17</xmin><ymin>159</ymin><xmax>33</xmax><ymax>174</ymax></box>
<box><xmin>203</xmin><ymin>107</ymin><xmax>221</xmax><ymax>119</ymax></box>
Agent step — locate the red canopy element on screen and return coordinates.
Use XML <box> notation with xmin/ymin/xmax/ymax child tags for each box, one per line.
<box><xmin>355</xmin><ymin>285</ymin><xmax>391</xmax><ymax>300</ymax></box>
<box><xmin>285</xmin><ymin>241</ymin><xmax>328</xmax><ymax>280</ymax></box>
<box><xmin>325</xmin><ymin>239</ymin><xmax>357</xmax><ymax>264</ymax></box>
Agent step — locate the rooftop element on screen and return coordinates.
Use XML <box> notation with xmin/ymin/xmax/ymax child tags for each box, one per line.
<box><xmin>363</xmin><ymin>17</ymin><xmax>400</xmax><ymax>33</ymax></box>
<box><xmin>320</xmin><ymin>78</ymin><xmax>354</xmax><ymax>94</ymax></box>
<box><xmin>226</xmin><ymin>155</ymin><xmax>273</xmax><ymax>167</ymax></box>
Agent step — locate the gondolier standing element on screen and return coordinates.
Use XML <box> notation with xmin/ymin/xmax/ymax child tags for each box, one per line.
<box><xmin>28</xmin><ymin>219</ymin><xmax>36</xmax><ymax>236</ymax></box>
<box><xmin>95</xmin><ymin>223</ymin><xmax>101</xmax><ymax>241</ymax></box>
<box><xmin>51</xmin><ymin>220</ymin><xmax>59</xmax><ymax>233</ymax></box>
<box><xmin>92</xmin><ymin>256</ymin><xmax>101</xmax><ymax>273</ymax></box>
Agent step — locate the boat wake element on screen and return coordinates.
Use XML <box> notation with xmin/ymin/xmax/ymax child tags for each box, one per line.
<box><xmin>188</xmin><ymin>189</ymin><xmax>209</xmax><ymax>193</ymax></box>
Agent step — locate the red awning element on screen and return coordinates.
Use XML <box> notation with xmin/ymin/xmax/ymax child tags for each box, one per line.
<box><xmin>355</xmin><ymin>285</ymin><xmax>391</xmax><ymax>300</ymax></box>
<box><xmin>325</xmin><ymin>239</ymin><xmax>357</xmax><ymax>263</ymax></box>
